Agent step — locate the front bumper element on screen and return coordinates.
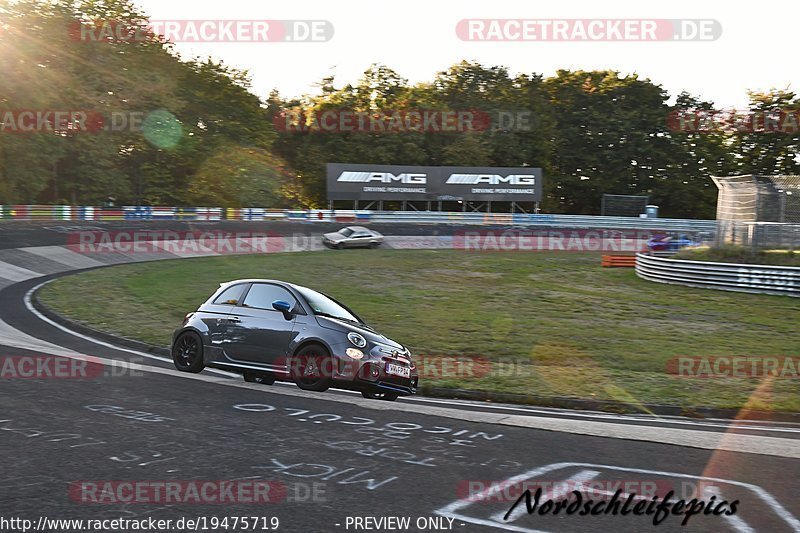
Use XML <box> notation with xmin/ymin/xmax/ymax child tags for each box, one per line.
<box><xmin>332</xmin><ymin>346</ymin><xmax>418</xmax><ymax>395</ymax></box>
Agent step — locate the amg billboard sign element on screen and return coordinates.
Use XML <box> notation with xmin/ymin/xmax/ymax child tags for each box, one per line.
<box><xmin>326</xmin><ymin>164</ymin><xmax>542</xmax><ymax>202</ymax></box>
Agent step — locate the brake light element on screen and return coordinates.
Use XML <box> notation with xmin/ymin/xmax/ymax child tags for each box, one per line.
<box><xmin>182</xmin><ymin>312</ymin><xmax>194</xmax><ymax>326</ymax></box>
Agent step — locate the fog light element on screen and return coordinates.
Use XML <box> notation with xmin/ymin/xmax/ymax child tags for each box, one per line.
<box><xmin>345</xmin><ymin>348</ymin><xmax>364</xmax><ymax>359</ymax></box>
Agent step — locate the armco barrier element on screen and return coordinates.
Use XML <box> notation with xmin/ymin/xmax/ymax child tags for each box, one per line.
<box><xmin>0</xmin><ymin>205</ymin><xmax>715</xmax><ymax>232</ymax></box>
<box><xmin>366</xmin><ymin>211</ymin><xmax>714</xmax><ymax>231</ymax></box>
<box><xmin>635</xmin><ymin>253</ymin><xmax>800</xmax><ymax>297</ymax></box>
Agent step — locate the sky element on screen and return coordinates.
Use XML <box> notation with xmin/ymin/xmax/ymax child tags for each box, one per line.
<box><xmin>131</xmin><ymin>0</ymin><xmax>797</xmax><ymax>108</ymax></box>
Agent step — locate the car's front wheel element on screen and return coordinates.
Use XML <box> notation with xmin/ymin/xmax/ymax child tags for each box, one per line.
<box><xmin>361</xmin><ymin>391</ymin><xmax>399</xmax><ymax>401</ymax></box>
<box><xmin>291</xmin><ymin>344</ymin><xmax>332</xmax><ymax>392</ymax></box>
<box><xmin>172</xmin><ymin>331</ymin><xmax>205</xmax><ymax>373</ymax></box>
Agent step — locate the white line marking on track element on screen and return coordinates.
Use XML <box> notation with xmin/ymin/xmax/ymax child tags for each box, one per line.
<box><xmin>0</xmin><ymin>261</ymin><xmax>42</xmax><ymax>282</ymax></box>
<box><xmin>404</xmin><ymin>397</ymin><xmax>800</xmax><ymax>434</ymax></box>
<box><xmin>0</xmin><ymin>318</ymin><xmax>85</xmax><ymax>358</ymax></box>
<box><xmin>20</xmin><ymin>245</ymin><xmax>105</xmax><ymax>269</ymax></box>
<box><xmin>704</xmin><ymin>486</ymin><xmax>755</xmax><ymax>533</ymax></box>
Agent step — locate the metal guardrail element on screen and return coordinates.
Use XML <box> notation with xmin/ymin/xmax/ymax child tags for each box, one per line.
<box><xmin>366</xmin><ymin>211</ymin><xmax>716</xmax><ymax>232</ymax></box>
<box><xmin>635</xmin><ymin>253</ymin><xmax>800</xmax><ymax>297</ymax></box>
<box><xmin>0</xmin><ymin>204</ymin><xmax>717</xmax><ymax>232</ymax></box>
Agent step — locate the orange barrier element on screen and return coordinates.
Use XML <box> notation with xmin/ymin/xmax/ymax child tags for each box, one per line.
<box><xmin>601</xmin><ymin>254</ymin><xmax>637</xmax><ymax>268</ymax></box>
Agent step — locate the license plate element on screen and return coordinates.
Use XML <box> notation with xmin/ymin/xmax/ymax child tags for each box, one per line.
<box><xmin>386</xmin><ymin>363</ymin><xmax>411</xmax><ymax>378</ymax></box>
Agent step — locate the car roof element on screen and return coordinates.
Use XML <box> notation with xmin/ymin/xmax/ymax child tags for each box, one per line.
<box><xmin>344</xmin><ymin>226</ymin><xmax>370</xmax><ymax>232</ymax></box>
<box><xmin>219</xmin><ymin>279</ymin><xmax>309</xmax><ymax>291</ymax></box>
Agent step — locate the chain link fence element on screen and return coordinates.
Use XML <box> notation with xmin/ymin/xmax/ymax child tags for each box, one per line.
<box><xmin>714</xmin><ymin>220</ymin><xmax>800</xmax><ymax>251</ymax></box>
<box><xmin>712</xmin><ymin>175</ymin><xmax>800</xmax><ymax>250</ymax></box>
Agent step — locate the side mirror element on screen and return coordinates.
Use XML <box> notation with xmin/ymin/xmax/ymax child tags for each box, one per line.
<box><xmin>272</xmin><ymin>300</ymin><xmax>292</xmax><ymax>313</ymax></box>
<box><xmin>272</xmin><ymin>300</ymin><xmax>294</xmax><ymax>320</ymax></box>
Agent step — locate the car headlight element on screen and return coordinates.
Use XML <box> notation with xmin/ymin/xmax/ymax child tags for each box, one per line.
<box><xmin>347</xmin><ymin>332</ymin><xmax>367</xmax><ymax>348</ymax></box>
<box><xmin>345</xmin><ymin>348</ymin><xmax>364</xmax><ymax>359</ymax></box>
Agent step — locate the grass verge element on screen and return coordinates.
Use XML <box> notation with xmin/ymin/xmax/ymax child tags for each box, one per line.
<box><xmin>675</xmin><ymin>245</ymin><xmax>800</xmax><ymax>266</ymax></box>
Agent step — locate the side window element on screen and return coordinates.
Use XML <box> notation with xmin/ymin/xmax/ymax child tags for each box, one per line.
<box><xmin>213</xmin><ymin>284</ymin><xmax>246</xmax><ymax>305</ymax></box>
<box><xmin>242</xmin><ymin>284</ymin><xmax>297</xmax><ymax>311</ymax></box>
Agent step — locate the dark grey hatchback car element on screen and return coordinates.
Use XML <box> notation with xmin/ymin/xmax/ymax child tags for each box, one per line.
<box><xmin>171</xmin><ymin>279</ymin><xmax>418</xmax><ymax>400</ymax></box>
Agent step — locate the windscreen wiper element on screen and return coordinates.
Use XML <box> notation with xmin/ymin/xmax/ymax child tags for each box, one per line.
<box><xmin>313</xmin><ymin>311</ymin><xmax>362</xmax><ymax>325</ymax></box>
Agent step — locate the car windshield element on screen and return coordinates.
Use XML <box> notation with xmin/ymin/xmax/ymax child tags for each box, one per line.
<box><xmin>339</xmin><ymin>228</ymin><xmax>354</xmax><ymax>237</ymax></box>
<box><xmin>295</xmin><ymin>286</ymin><xmax>361</xmax><ymax>324</ymax></box>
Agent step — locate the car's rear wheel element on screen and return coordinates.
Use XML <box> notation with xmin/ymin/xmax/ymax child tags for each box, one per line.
<box><xmin>369</xmin><ymin>241</ymin><xmax>380</xmax><ymax>248</ymax></box>
<box><xmin>291</xmin><ymin>344</ymin><xmax>332</xmax><ymax>392</ymax></box>
<box><xmin>361</xmin><ymin>391</ymin><xmax>399</xmax><ymax>401</ymax></box>
<box><xmin>243</xmin><ymin>370</ymin><xmax>275</xmax><ymax>385</ymax></box>
<box><xmin>172</xmin><ymin>331</ymin><xmax>204</xmax><ymax>373</ymax></box>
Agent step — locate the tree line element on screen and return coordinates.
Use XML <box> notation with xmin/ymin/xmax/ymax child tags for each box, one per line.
<box><xmin>1</xmin><ymin>0</ymin><xmax>798</xmax><ymax>217</ymax></box>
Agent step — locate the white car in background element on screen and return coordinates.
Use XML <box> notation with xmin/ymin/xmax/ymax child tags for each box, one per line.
<box><xmin>322</xmin><ymin>226</ymin><xmax>384</xmax><ymax>249</ymax></box>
